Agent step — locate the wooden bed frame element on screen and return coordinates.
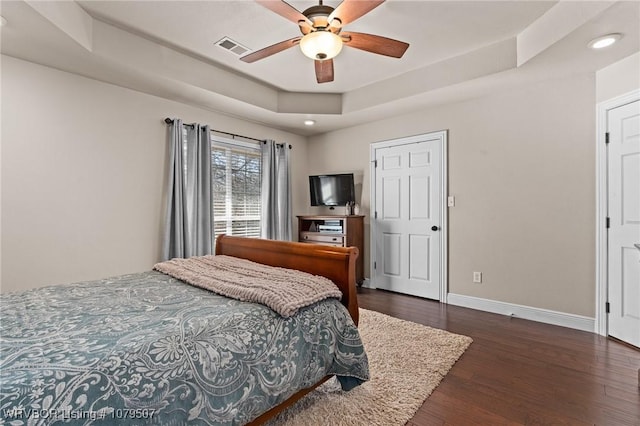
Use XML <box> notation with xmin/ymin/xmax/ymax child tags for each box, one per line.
<box><xmin>214</xmin><ymin>234</ymin><xmax>361</xmax><ymax>425</ymax></box>
<box><xmin>215</xmin><ymin>234</ymin><xmax>360</xmax><ymax>325</ymax></box>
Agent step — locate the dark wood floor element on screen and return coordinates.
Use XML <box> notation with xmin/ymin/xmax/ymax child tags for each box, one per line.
<box><xmin>356</xmin><ymin>288</ymin><xmax>640</xmax><ymax>426</ymax></box>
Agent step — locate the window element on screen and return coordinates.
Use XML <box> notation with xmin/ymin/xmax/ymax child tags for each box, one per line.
<box><xmin>211</xmin><ymin>136</ymin><xmax>262</xmax><ymax>241</ymax></box>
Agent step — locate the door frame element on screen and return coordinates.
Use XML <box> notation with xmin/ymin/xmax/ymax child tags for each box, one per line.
<box><xmin>369</xmin><ymin>130</ymin><xmax>448</xmax><ymax>303</ymax></box>
<box><xmin>595</xmin><ymin>89</ymin><xmax>640</xmax><ymax>336</ymax></box>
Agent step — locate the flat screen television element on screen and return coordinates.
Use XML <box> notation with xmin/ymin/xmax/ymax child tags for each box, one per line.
<box><xmin>309</xmin><ymin>173</ymin><xmax>355</xmax><ymax>207</ymax></box>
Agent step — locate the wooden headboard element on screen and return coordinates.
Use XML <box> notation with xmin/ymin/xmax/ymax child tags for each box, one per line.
<box><xmin>215</xmin><ymin>235</ymin><xmax>359</xmax><ymax>325</ymax></box>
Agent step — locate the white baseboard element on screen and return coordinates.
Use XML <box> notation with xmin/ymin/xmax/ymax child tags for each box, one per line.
<box><xmin>360</xmin><ymin>278</ymin><xmax>374</xmax><ymax>289</ymax></box>
<box><xmin>447</xmin><ymin>293</ymin><xmax>595</xmax><ymax>333</ymax></box>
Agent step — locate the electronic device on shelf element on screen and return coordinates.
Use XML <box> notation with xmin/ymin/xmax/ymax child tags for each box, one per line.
<box><xmin>318</xmin><ymin>225</ymin><xmax>343</xmax><ymax>233</ymax></box>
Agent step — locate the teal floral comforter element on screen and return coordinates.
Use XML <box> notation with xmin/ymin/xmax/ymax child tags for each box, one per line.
<box><xmin>0</xmin><ymin>271</ymin><xmax>369</xmax><ymax>425</ymax></box>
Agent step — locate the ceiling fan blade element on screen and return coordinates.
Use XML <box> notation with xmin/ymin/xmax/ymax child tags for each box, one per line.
<box><xmin>241</xmin><ymin>36</ymin><xmax>302</xmax><ymax>63</ymax></box>
<box><xmin>328</xmin><ymin>0</ymin><xmax>384</xmax><ymax>28</ymax></box>
<box><xmin>315</xmin><ymin>59</ymin><xmax>334</xmax><ymax>83</ymax></box>
<box><xmin>341</xmin><ymin>31</ymin><xmax>409</xmax><ymax>58</ymax></box>
<box><xmin>256</xmin><ymin>0</ymin><xmax>313</xmax><ymax>27</ymax></box>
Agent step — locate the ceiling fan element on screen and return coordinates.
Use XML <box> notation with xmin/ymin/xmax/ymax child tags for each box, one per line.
<box><xmin>240</xmin><ymin>0</ymin><xmax>410</xmax><ymax>84</ymax></box>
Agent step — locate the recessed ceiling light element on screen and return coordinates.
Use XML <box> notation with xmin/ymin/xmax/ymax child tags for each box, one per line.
<box><xmin>304</xmin><ymin>119</ymin><xmax>316</xmax><ymax>126</ymax></box>
<box><xmin>588</xmin><ymin>33</ymin><xmax>622</xmax><ymax>49</ymax></box>
<box><xmin>0</xmin><ymin>16</ymin><xmax>7</xmax><ymax>27</ymax></box>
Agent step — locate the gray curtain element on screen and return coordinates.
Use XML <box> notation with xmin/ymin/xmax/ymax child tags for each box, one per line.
<box><xmin>162</xmin><ymin>119</ymin><xmax>213</xmax><ymax>260</ymax></box>
<box><xmin>261</xmin><ymin>140</ymin><xmax>292</xmax><ymax>241</ymax></box>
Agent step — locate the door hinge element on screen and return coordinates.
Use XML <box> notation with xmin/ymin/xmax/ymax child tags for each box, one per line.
<box><xmin>374</xmin><ymin>261</ymin><xmax>377</xmax><ymax>270</ymax></box>
<box><xmin>374</xmin><ymin>159</ymin><xmax>378</xmax><ymax>167</ymax></box>
<box><xmin>374</xmin><ymin>211</ymin><xmax>378</xmax><ymax>219</ymax></box>
<box><xmin>605</xmin><ymin>302</ymin><xmax>610</xmax><ymax>313</ymax></box>
<box><xmin>605</xmin><ymin>132</ymin><xmax>610</xmax><ymax>144</ymax></box>
<box><xmin>606</xmin><ymin>217</ymin><xmax>610</xmax><ymax>228</ymax></box>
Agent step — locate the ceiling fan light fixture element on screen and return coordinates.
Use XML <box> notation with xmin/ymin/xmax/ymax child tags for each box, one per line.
<box><xmin>299</xmin><ymin>31</ymin><xmax>343</xmax><ymax>60</ymax></box>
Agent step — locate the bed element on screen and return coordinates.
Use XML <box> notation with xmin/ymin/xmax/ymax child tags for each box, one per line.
<box><xmin>0</xmin><ymin>235</ymin><xmax>369</xmax><ymax>425</ymax></box>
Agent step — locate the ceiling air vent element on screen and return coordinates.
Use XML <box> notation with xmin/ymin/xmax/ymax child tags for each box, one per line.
<box><xmin>216</xmin><ymin>37</ymin><xmax>249</xmax><ymax>56</ymax></box>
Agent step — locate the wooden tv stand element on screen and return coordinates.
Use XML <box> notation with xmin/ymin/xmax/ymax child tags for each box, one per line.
<box><xmin>297</xmin><ymin>215</ymin><xmax>364</xmax><ymax>284</ymax></box>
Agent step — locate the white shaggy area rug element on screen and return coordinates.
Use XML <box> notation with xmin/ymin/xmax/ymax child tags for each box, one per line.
<box><xmin>266</xmin><ymin>308</ymin><xmax>473</xmax><ymax>426</ymax></box>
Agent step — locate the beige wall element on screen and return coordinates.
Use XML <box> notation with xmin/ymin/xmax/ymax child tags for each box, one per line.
<box><xmin>596</xmin><ymin>52</ymin><xmax>640</xmax><ymax>103</ymax></box>
<box><xmin>0</xmin><ymin>56</ymin><xmax>308</xmax><ymax>293</ymax></box>
<box><xmin>5</xmin><ymin>52</ymin><xmax>635</xmax><ymax>317</ymax></box>
<box><xmin>308</xmin><ymin>74</ymin><xmax>596</xmax><ymax>317</ymax></box>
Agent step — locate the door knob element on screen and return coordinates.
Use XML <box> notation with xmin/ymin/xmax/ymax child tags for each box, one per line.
<box><xmin>431</xmin><ymin>226</ymin><xmax>439</xmax><ymax>231</ymax></box>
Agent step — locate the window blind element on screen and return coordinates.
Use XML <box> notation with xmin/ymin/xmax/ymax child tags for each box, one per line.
<box><xmin>211</xmin><ymin>137</ymin><xmax>262</xmax><ymax>242</ymax></box>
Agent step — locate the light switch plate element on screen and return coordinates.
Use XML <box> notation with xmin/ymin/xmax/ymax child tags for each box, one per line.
<box><xmin>447</xmin><ymin>196</ymin><xmax>455</xmax><ymax>207</ymax></box>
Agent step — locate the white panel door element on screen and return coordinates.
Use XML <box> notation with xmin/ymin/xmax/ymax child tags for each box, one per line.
<box><xmin>608</xmin><ymin>99</ymin><xmax>640</xmax><ymax>348</ymax></box>
<box><xmin>373</xmin><ymin>138</ymin><xmax>441</xmax><ymax>299</ymax></box>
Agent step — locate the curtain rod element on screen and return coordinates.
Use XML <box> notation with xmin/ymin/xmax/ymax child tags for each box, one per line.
<box><xmin>164</xmin><ymin>117</ymin><xmax>266</xmax><ymax>144</ymax></box>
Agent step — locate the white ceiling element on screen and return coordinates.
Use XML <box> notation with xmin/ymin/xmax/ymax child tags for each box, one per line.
<box><xmin>1</xmin><ymin>1</ymin><xmax>639</xmax><ymax>136</ymax></box>
<box><xmin>76</xmin><ymin>0</ymin><xmax>555</xmax><ymax>92</ymax></box>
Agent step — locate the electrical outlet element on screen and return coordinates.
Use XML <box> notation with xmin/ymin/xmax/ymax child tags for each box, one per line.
<box><xmin>473</xmin><ymin>272</ymin><xmax>482</xmax><ymax>283</ymax></box>
<box><xmin>447</xmin><ymin>196</ymin><xmax>455</xmax><ymax>207</ymax></box>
